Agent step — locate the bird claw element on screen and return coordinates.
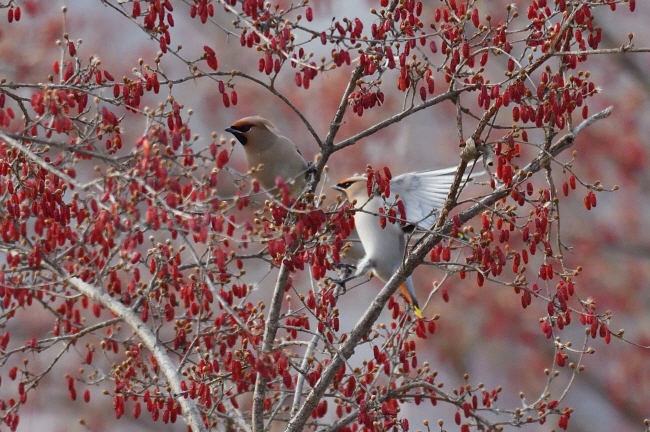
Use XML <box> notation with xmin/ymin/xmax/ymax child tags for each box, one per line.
<box><xmin>333</xmin><ymin>283</ymin><xmax>346</xmax><ymax>298</ymax></box>
<box><xmin>306</xmin><ymin>163</ymin><xmax>317</xmax><ymax>179</ymax></box>
<box><xmin>328</xmin><ymin>272</ymin><xmax>357</xmax><ymax>298</ymax></box>
<box><xmin>331</xmin><ymin>262</ymin><xmax>356</xmax><ymax>280</ymax></box>
<box><xmin>328</xmin><ymin>276</ymin><xmax>348</xmax><ymax>292</ymax></box>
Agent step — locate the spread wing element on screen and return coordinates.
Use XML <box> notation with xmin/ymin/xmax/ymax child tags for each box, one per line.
<box><xmin>389</xmin><ymin>166</ymin><xmax>481</xmax><ymax>229</ymax></box>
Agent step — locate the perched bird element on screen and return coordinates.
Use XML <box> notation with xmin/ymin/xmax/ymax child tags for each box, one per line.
<box><xmin>226</xmin><ymin>116</ymin><xmax>366</xmax><ymax>264</ymax></box>
<box><xmin>226</xmin><ymin>116</ymin><xmax>309</xmax><ymax>197</ymax></box>
<box><xmin>333</xmin><ymin>166</ymin><xmax>477</xmax><ymax>318</ymax></box>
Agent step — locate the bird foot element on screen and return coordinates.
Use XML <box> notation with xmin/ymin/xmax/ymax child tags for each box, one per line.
<box><xmin>331</xmin><ymin>262</ymin><xmax>356</xmax><ymax>280</ymax></box>
<box><xmin>328</xmin><ymin>277</ymin><xmax>348</xmax><ymax>293</ymax></box>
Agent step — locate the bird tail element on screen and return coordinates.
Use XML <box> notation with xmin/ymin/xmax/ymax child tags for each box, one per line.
<box><xmin>399</xmin><ymin>278</ymin><xmax>422</xmax><ymax>318</ymax></box>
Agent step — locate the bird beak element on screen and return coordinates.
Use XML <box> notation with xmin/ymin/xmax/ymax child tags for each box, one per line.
<box><xmin>331</xmin><ymin>184</ymin><xmax>344</xmax><ymax>192</ymax></box>
<box><xmin>225</xmin><ymin>127</ymin><xmax>247</xmax><ymax>145</ymax></box>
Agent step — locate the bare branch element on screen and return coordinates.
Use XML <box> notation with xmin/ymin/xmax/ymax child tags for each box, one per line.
<box><xmin>62</xmin><ymin>275</ymin><xmax>208</xmax><ymax>432</ymax></box>
<box><xmin>252</xmin><ymin>262</ymin><xmax>292</xmax><ymax>432</ymax></box>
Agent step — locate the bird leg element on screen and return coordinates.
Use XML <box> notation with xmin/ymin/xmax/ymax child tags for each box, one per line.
<box><xmin>305</xmin><ymin>163</ymin><xmax>318</xmax><ymax>192</ymax></box>
<box><xmin>328</xmin><ymin>262</ymin><xmax>359</xmax><ymax>294</ymax></box>
<box><xmin>331</xmin><ymin>262</ymin><xmax>356</xmax><ymax>279</ymax></box>
<box><xmin>328</xmin><ymin>275</ymin><xmax>354</xmax><ymax>293</ymax></box>
<box><xmin>329</xmin><ymin>258</ymin><xmax>371</xmax><ymax>295</ymax></box>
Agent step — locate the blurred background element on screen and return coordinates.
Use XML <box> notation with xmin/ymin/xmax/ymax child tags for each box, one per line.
<box><xmin>0</xmin><ymin>0</ymin><xmax>648</xmax><ymax>430</ymax></box>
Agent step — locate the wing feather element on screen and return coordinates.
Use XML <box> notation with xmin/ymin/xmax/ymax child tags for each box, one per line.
<box><xmin>389</xmin><ymin>166</ymin><xmax>482</xmax><ymax>228</ymax></box>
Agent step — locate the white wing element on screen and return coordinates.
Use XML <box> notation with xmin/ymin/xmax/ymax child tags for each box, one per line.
<box><xmin>389</xmin><ymin>166</ymin><xmax>480</xmax><ymax>229</ymax></box>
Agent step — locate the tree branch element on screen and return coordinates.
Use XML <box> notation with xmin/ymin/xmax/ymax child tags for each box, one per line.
<box><xmin>284</xmin><ymin>105</ymin><xmax>613</xmax><ymax>432</ymax></box>
<box><xmin>330</xmin><ymin>87</ymin><xmax>467</xmax><ymax>153</ymax></box>
<box><xmin>62</xmin><ymin>275</ymin><xmax>208</xmax><ymax>432</ymax></box>
<box><xmin>252</xmin><ymin>261</ymin><xmax>292</xmax><ymax>432</ymax></box>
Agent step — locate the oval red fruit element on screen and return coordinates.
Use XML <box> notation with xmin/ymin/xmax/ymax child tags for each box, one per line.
<box><xmin>472</xmin><ymin>8</ymin><xmax>479</xmax><ymax>27</ymax></box>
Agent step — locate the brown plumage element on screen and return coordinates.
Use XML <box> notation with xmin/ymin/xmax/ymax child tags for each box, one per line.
<box><xmin>226</xmin><ymin>116</ymin><xmax>309</xmax><ymax>197</ymax></box>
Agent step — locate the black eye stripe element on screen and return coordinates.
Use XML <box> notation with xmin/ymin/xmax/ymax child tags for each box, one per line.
<box><xmin>239</xmin><ymin>125</ymin><xmax>252</xmax><ymax>132</ymax></box>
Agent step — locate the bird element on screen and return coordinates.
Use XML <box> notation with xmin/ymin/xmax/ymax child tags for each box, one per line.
<box><xmin>332</xmin><ymin>166</ymin><xmax>479</xmax><ymax>318</ymax></box>
<box><xmin>226</xmin><ymin>116</ymin><xmax>366</xmax><ymax>262</ymax></box>
<box><xmin>225</xmin><ymin>116</ymin><xmax>310</xmax><ymax>197</ymax></box>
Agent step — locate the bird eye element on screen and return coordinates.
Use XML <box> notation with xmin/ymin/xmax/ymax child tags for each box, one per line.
<box><xmin>239</xmin><ymin>125</ymin><xmax>252</xmax><ymax>132</ymax></box>
<box><xmin>339</xmin><ymin>181</ymin><xmax>353</xmax><ymax>189</ymax></box>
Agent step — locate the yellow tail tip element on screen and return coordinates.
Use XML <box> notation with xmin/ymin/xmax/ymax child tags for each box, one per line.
<box><xmin>414</xmin><ymin>306</ymin><xmax>423</xmax><ymax>319</ymax></box>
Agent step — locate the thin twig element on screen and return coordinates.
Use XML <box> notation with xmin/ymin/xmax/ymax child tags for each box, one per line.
<box><xmin>251</xmin><ymin>262</ymin><xmax>292</xmax><ymax>432</ymax></box>
<box><xmin>60</xmin><ymin>275</ymin><xmax>207</xmax><ymax>432</ymax></box>
<box><xmin>284</xmin><ymin>105</ymin><xmax>613</xmax><ymax>432</ymax></box>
